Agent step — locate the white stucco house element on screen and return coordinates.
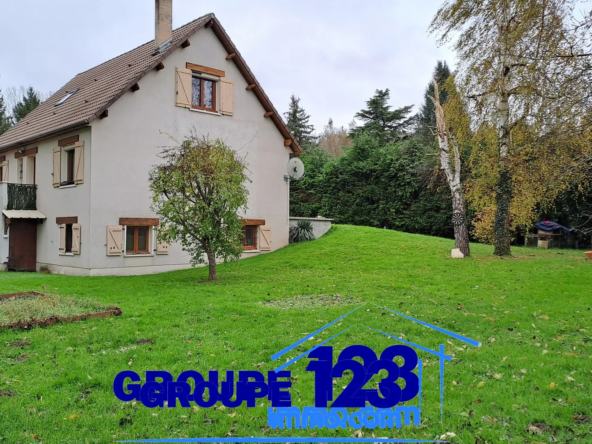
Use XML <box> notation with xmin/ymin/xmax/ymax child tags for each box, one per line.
<box><xmin>0</xmin><ymin>2</ymin><xmax>301</xmax><ymax>276</ymax></box>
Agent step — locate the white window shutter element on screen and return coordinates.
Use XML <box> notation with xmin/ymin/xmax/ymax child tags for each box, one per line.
<box><xmin>53</xmin><ymin>148</ymin><xmax>61</xmax><ymax>187</ymax></box>
<box><xmin>220</xmin><ymin>77</ymin><xmax>234</xmax><ymax>116</ymax></box>
<box><xmin>72</xmin><ymin>223</ymin><xmax>81</xmax><ymax>254</ymax></box>
<box><xmin>107</xmin><ymin>225</ymin><xmax>123</xmax><ymax>256</ymax></box>
<box><xmin>59</xmin><ymin>224</ymin><xmax>66</xmax><ymax>253</ymax></box>
<box><xmin>74</xmin><ymin>142</ymin><xmax>84</xmax><ymax>184</ymax></box>
<box><xmin>1</xmin><ymin>161</ymin><xmax>8</xmax><ymax>182</ymax></box>
<box><xmin>260</xmin><ymin>225</ymin><xmax>271</xmax><ymax>251</ymax></box>
<box><xmin>175</xmin><ymin>67</ymin><xmax>192</xmax><ymax>108</ymax></box>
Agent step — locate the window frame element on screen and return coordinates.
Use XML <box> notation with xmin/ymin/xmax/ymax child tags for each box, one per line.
<box><xmin>125</xmin><ymin>226</ymin><xmax>152</xmax><ymax>255</ymax></box>
<box><xmin>242</xmin><ymin>225</ymin><xmax>258</xmax><ymax>251</ymax></box>
<box><xmin>191</xmin><ymin>75</ymin><xmax>217</xmax><ymax>112</ymax></box>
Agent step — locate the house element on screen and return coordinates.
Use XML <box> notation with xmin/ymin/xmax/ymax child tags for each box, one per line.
<box><xmin>0</xmin><ymin>1</ymin><xmax>301</xmax><ymax>276</ymax></box>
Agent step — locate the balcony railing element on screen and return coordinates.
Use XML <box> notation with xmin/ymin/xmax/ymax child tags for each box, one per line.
<box><xmin>7</xmin><ymin>183</ymin><xmax>37</xmax><ymax>210</ymax></box>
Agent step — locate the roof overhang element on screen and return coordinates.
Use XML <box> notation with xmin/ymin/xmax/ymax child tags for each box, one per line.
<box><xmin>2</xmin><ymin>210</ymin><xmax>47</xmax><ymax>219</ymax></box>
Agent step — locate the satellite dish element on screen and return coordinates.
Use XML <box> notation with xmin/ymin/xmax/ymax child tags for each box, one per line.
<box><xmin>286</xmin><ymin>157</ymin><xmax>305</xmax><ymax>180</ymax></box>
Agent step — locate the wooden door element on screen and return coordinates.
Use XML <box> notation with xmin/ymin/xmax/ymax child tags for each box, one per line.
<box><xmin>8</xmin><ymin>219</ymin><xmax>37</xmax><ymax>271</ymax></box>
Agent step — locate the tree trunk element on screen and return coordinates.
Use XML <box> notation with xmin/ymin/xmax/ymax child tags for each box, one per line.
<box><xmin>493</xmin><ymin>90</ymin><xmax>512</xmax><ymax>256</ymax></box>
<box><xmin>493</xmin><ymin>6</ymin><xmax>513</xmax><ymax>257</ymax></box>
<box><xmin>451</xmin><ymin>185</ymin><xmax>471</xmax><ymax>257</ymax></box>
<box><xmin>494</xmin><ymin>163</ymin><xmax>512</xmax><ymax>256</ymax></box>
<box><xmin>430</xmin><ymin>80</ymin><xmax>471</xmax><ymax>257</ymax></box>
<box><xmin>205</xmin><ymin>247</ymin><xmax>217</xmax><ymax>281</ymax></box>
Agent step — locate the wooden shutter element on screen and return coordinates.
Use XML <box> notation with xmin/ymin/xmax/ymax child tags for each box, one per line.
<box><xmin>175</xmin><ymin>67</ymin><xmax>192</xmax><ymax>108</ymax></box>
<box><xmin>260</xmin><ymin>225</ymin><xmax>271</xmax><ymax>251</ymax></box>
<box><xmin>1</xmin><ymin>161</ymin><xmax>8</xmax><ymax>182</ymax></box>
<box><xmin>156</xmin><ymin>239</ymin><xmax>169</xmax><ymax>255</ymax></box>
<box><xmin>72</xmin><ymin>223</ymin><xmax>81</xmax><ymax>254</ymax></box>
<box><xmin>107</xmin><ymin>225</ymin><xmax>123</xmax><ymax>256</ymax></box>
<box><xmin>74</xmin><ymin>142</ymin><xmax>84</xmax><ymax>184</ymax></box>
<box><xmin>53</xmin><ymin>148</ymin><xmax>61</xmax><ymax>187</ymax></box>
<box><xmin>58</xmin><ymin>224</ymin><xmax>66</xmax><ymax>253</ymax></box>
<box><xmin>220</xmin><ymin>77</ymin><xmax>234</xmax><ymax>116</ymax></box>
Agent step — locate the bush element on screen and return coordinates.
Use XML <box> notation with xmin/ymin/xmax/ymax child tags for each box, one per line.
<box><xmin>289</xmin><ymin>220</ymin><xmax>315</xmax><ymax>243</ymax></box>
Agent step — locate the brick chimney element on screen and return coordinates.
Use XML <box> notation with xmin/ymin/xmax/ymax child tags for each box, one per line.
<box><xmin>155</xmin><ymin>0</ymin><xmax>172</xmax><ymax>51</ymax></box>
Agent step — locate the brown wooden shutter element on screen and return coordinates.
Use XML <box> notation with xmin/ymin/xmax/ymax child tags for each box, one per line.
<box><xmin>1</xmin><ymin>161</ymin><xmax>8</xmax><ymax>182</ymax></box>
<box><xmin>220</xmin><ymin>77</ymin><xmax>234</xmax><ymax>116</ymax></box>
<box><xmin>53</xmin><ymin>148</ymin><xmax>61</xmax><ymax>187</ymax></box>
<box><xmin>175</xmin><ymin>67</ymin><xmax>192</xmax><ymax>108</ymax></box>
<box><xmin>107</xmin><ymin>225</ymin><xmax>123</xmax><ymax>255</ymax></box>
<box><xmin>74</xmin><ymin>142</ymin><xmax>84</xmax><ymax>184</ymax></box>
<box><xmin>58</xmin><ymin>224</ymin><xmax>66</xmax><ymax>253</ymax></box>
<box><xmin>72</xmin><ymin>223</ymin><xmax>81</xmax><ymax>254</ymax></box>
<box><xmin>260</xmin><ymin>226</ymin><xmax>271</xmax><ymax>251</ymax></box>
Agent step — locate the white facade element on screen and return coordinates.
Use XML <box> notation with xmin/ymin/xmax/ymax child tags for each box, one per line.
<box><xmin>0</xmin><ymin>26</ymin><xmax>293</xmax><ymax>276</ymax></box>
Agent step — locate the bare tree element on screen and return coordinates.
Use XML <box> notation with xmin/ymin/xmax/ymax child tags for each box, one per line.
<box><xmin>430</xmin><ymin>80</ymin><xmax>470</xmax><ymax>256</ymax></box>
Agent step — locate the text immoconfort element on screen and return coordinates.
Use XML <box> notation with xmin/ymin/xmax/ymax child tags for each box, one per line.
<box><xmin>267</xmin><ymin>406</ymin><xmax>420</xmax><ymax>430</ymax></box>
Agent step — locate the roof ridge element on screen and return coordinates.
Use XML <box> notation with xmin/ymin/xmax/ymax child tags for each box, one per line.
<box><xmin>74</xmin><ymin>13</ymin><xmax>213</xmax><ymax>78</ymax></box>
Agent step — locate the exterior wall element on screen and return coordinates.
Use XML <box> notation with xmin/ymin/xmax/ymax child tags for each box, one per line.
<box><xmin>0</xmin><ymin>128</ymin><xmax>93</xmax><ymax>274</ymax></box>
<box><xmin>88</xmin><ymin>26</ymin><xmax>292</xmax><ymax>275</ymax></box>
<box><xmin>289</xmin><ymin>217</ymin><xmax>333</xmax><ymax>240</ymax></box>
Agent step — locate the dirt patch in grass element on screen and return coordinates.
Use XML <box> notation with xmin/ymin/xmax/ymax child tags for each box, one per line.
<box><xmin>135</xmin><ymin>338</ymin><xmax>155</xmax><ymax>345</ymax></box>
<box><xmin>0</xmin><ymin>292</ymin><xmax>121</xmax><ymax>330</ymax></box>
<box><xmin>0</xmin><ymin>390</ymin><xmax>15</xmax><ymax>397</ymax></box>
<box><xmin>262</xmin><ymin>293</ymin><xmax>361</xmax><ymax>309</ymax></box>
<box><xmin>6</xmin><ymin>339</ymin><xmax>30</xmax><ymax>348</ymax></box>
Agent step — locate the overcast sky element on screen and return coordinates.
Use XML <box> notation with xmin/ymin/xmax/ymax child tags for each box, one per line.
<box><xmin>0</xmin><ymin>0</ymin><xmax>454</xmax><ymax>132</ymax></box>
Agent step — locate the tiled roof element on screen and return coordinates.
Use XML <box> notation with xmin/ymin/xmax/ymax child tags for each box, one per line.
<box><xmin>0</xmin><ymin>14</ymin><xmax>301</xmax><ymax>153</ymax></box>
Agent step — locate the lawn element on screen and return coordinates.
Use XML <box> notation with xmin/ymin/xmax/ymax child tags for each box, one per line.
<box><xmin>0</xmin><ymin>225</ymin><xmax>590</xmax><ymax>443</ymax></box>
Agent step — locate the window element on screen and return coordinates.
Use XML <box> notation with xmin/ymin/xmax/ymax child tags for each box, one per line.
<box><xmin>66</xmin><ymin>149</ymin><xmax>75</xmax><ymax>184</ymax></box>
<box><xmin>57</xmin><ymin>218</ymin><xmax>80</xmax><ymax>255</ymax></box>
<box><xmin>64</xmin><ymin>224</ymin><xmax>73</xmax><ymax>253</ymax></box>
<box><xmin>242</xmin><ymin>225</ymin><xmax>258</xmax><ymax>251</ymax></box>
<box><xmin>55</xmin><ymin>89</ymin><xmax>78</xmax><ymax>106</ymax></box>
<box><xmin>126</xmin><ymin>226</ymin><xmax>150</xmax><ymax>255</ymax></box>
<box><xmin>191</xmin><ymin>77</ymin><xmax>216</xmax><ymax>112</ymax></box>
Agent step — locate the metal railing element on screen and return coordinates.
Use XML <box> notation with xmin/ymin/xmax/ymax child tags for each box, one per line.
<box><xmin>7</xmin><ymin>183</ymin><xmax>37</xmax><ymax>210</ymax></box>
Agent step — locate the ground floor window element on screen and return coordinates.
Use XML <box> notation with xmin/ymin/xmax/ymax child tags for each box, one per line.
<box><xmin>126</xmin><ymin>226</ymin><xmax>150</xmax><ymax>254</ymax></box>
<box><xmin>64</xmin><ymin>224</ymin><xmax>73</xmax><ymax>253</ymax></box>
<box><xmin>242</xmin><ymin>225</ymin><xmax>258</xmax><ymax>250</ymax></box>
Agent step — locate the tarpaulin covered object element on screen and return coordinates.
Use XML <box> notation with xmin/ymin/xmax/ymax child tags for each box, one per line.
<box><xmin>534</xmin><ymin>220</ymin><xmax>575</xmax><ymax>233</ymax></box>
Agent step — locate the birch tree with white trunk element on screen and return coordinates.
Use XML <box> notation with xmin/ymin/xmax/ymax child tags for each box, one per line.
<box><xmin>430</xmin><ymin>80</ymin><xmax>470</xmax><ymax>257</ymax></box>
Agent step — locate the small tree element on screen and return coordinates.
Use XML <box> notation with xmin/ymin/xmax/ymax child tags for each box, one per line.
<box><xmin>0</xmin><ymin>89</ymin><xmax>12</xmax><ymax>135</ymax></box>
<box><xmin>12</xmin><ymin>86</ymin><xmax>42</xmax><ymax>122</ymax></box>
<box><xmin>149</xmin><ymin>136</ymin><xmax>249</xmax><ymax>281</ymax></box>
<box><xmin>284</xmin><ymin>94</ymin><xmax>317</xmax><ymax>147</ymax></box>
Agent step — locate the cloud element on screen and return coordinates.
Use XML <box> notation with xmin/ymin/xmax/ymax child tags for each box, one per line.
<box><xmin>0</xmin><ymin>0</ymin><xmax>454</xmax><ymax>132</ymax></box>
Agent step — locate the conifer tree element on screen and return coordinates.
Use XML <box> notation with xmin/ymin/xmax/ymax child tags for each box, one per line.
<box><xmin>350</xmin><ymin>89</ymin><xmax>414</xmax><ymax>144</ymax></box>
<box><xmin>284</xmin><ymin>94</ymin><xmax>316</xmax><ymax>148</ymax></box>
<box><xmin>417</xmin><ymin>61</ymin><xmax>451</xmax><ymax>145</ymax></box>
<box><xmin>0</xmin><ymin>89</ymin><xmax>12</xmax><ymax>135</ymax></box>
<box><xmin>13</xmin><ymin>86</ymin><xmax>41</xmax><ymax>122</ymax></box>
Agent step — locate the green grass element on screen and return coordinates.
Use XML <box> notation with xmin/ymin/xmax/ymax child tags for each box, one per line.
<box><xmin>0</xmin><ymin>225</ymin><xmax>590</xmax><ymax>443</ymax></box>
<box><xmin>0</xmin><ymin>293</ymin><xmax>108</xmax><ymax>326</ymax></box>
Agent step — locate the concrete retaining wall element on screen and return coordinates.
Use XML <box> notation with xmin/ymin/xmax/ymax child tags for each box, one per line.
<box><xmin>289</xmin><ymin>217</ymin><xmax>333</xmax><ymax>240</ymax></box>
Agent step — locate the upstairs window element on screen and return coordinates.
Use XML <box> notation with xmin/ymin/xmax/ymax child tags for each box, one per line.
<box><xmin>191</xmin><ymin>77</ymin><xmax>216</xmax><ymax>112</ymax></box>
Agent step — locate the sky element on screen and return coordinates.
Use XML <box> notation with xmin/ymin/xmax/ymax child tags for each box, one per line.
<box><xmin>0</xmin><ymin>0</ymin><xmax>455</xmax><ymax>132</ymax></box>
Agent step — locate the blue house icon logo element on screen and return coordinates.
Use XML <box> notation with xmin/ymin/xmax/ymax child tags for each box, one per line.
<box><xmin>268</xmin><ymin>302</ymin><xmax>480</xmax><ymax>429</ymax></box>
